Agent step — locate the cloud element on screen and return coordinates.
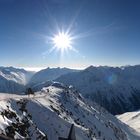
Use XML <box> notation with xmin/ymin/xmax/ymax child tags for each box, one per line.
<box><xmin>23</xmin><ymin>67</ymin><xmax>45</xmax><ymax>72</ymax></box>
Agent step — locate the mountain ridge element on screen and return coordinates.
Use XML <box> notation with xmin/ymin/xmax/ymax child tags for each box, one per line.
<box><xmin>1</xmin><ymin>65</ymin><xmax>140</xmax><ymax>115</ymax></box>
<box><xmin>56</xmin><ymin>65</ymin><xmax>140</xmax><ymax>114</ymax></box>
<box><xmin>0</xmin><ymin>84</ymin><xmax>139</xmax><ymax>140</ymax></box>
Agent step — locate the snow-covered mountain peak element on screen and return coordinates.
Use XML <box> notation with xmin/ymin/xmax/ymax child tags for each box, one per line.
<box><xmin>0</xmin><ymin>85</ymin><xmax>139</xmax><ymax>140</ymax></box>
<box><xmin>0</xmin><ymin>66</ymin><xmax>34</xmax><ymax>85</ymax></box>
<box><xmin>84</xmin><ymin>65</ymin><xmax>95</xmax><ymax>70</ymax></box>
<box><xmin>0</xmin><ymin>67</ymin><xmax>35</xmax><ymax>94</ymax></box>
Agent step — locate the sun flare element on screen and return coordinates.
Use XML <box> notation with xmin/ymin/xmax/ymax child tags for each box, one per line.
<box><xmin>52</xmin><ymin>32</ymin><xmax>72</xmax><ymax>50</ymax></box>
<box><xmin>46</xmin><ymin>30</ymin><xmax>78</xmax><ymax>57</ymax></box>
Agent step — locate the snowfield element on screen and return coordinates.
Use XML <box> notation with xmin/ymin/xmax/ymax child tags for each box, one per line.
<box><xmin>117</xmin><ymin>110</ymin><xmax>140</xmax><ymax>134</ymax></box>
<box><xmin>0</xmin><ymin>85</ymin><xmax>139</xmax><ymax>140</ymax></box>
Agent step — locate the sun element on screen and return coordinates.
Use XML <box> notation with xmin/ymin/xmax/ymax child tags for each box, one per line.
<box><xmin>45</xmin><ymin>30</ymin><xmax>77</xmax><ymax>56</ymax></box>
<box><xmin>52</xmin><ymin>32</ymin><xmax>72</xmax><ymax>50</ymax></box>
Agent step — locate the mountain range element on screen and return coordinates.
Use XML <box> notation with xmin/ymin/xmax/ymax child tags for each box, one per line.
<box><xmin>1</xmin><ymin>65</ymin><xmax>140</xmax><ymax>115</ymax></box>
<box><xmin>29</xmin><ymin>67</ymin><xmax>79</xmax><ymax>86</ymax></box>
<box><xmin>0</xmin><ymin>65</ymin><xmax>140</xmax><ymax>139</ymax></box>
<box><xmin>56</xmin><ymin>65</ymin><xmax>140</xmax><ymax>114</ymax></box>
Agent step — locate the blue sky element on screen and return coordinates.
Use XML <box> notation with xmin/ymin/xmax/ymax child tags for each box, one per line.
<box><xmin>0</xmin><ymin>0</ymin><xmax>140</xmax><ymax>70</ymax></box>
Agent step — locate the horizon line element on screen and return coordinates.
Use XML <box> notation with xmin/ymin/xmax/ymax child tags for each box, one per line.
<box><xmin>1</xmin><ymin>64</ymin><xmax>140</xmax><ymax>72</ymax></box>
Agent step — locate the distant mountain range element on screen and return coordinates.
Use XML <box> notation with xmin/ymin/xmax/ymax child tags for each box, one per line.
<box><xmin>1</xmin><ymin>65</ymin><xmax>140</xmax><ymax>115</ymax></box>
<box><xmin>56</xmin><ymin>65</ymin><xmax>140</xmax><ymax>114</ymax></box>
<box><xmin>29</xmin><ymin>67</ymin><xmax>79</xmax><ymax>86</ymax></box>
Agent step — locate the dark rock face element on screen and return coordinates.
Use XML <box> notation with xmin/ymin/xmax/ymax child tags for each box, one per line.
<box><xmin>1</xmin><ymin>99</ymin><xmax>48</xmax><ymax>140</ymax></box>
<box><xmin>88</xmin><ymin>89</ymin><xmax>140</xmax><ymax>115</ymax></box>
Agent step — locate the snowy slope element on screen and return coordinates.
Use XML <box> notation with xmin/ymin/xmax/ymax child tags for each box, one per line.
<box><xmin>29</xmin><ymin>67</ymin><xmax>79</xmax><ymax>86</ymax></box>
<box><xmin>56</xmin><ymin>65</ymin><xmax>140</xmax><ymax>114</ymax></box>
<box><xmin>117</xmin><ymin>110</ymin><xmax>140</xmax><ymax>134</ymax></box>
<box><xmin>0</xmin><ymin>67</ymin><xmax>34</xmax><ymax>93</ymax></box>
<box><xmin>0</xmin><ymin>67</ymin><xmax>34</xmax><ymax>85</ymax></box>
<box><xmin>0</xmin><ymin>85</ymin><xmax>139</xmax><ymax>140</ymax></box>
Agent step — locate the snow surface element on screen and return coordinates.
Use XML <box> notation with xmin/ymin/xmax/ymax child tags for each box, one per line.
<box><xmin>0</xmin><ymin>85</ymin><xmax>139</xmax><ymax>140</ymax></box>
<box><xmin>117</xmin><ymin>110</ymin><xmax>140</xmax><ymax>134</ymax></box>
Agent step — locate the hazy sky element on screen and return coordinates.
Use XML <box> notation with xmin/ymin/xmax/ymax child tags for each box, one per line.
<box><xmin>0</xmin><ymin>0</ymin><xmax>140</xmax><ymax>69</ymax></box>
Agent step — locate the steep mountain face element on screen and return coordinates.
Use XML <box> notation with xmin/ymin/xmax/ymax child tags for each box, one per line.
<box><xmin>117</xmin><ymin>110</ymin><xmax>140</xmax><ymax>134</ymax></box>
<box><xmin>29</xmin><ymin>67</ymin><xmax>79</xmax><ymax>86</ymax></box>
<box><xmin>0</xmin><ymin>67</ymin><xmax>34</xmax><ymax>93</ymax></box>
<box><xmin>0</xmin><ymin>85</ymin><xmax>139</xmax><ymax>140</ymax></box>
<box><xmin>56</xmin><ymin>65</ymin><xmax>140</xmax><ymax>115</ymax></box>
